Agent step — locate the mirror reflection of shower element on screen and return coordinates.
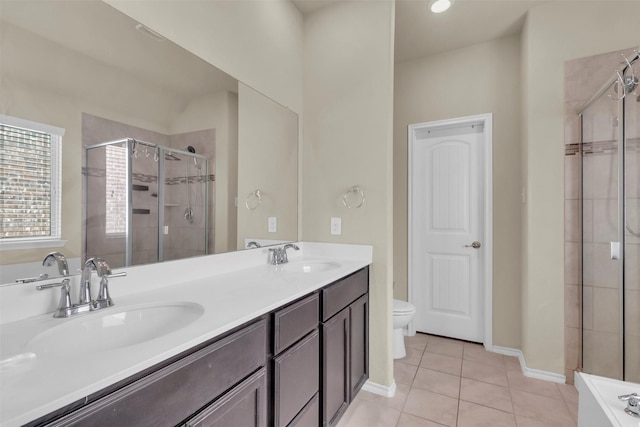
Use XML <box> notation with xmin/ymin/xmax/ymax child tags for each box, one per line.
<box><xmin>183</xmin><ymin>145</ymin><xmax>201</xmax><ymax>225</ymax></box>
<box><xmin>84</xmin><ymin>138</ymin><xmax>209</xmax><ymax>267</ymax></box>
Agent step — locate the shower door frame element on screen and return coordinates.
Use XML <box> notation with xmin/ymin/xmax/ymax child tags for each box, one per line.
<box><xmin>577</xmin><ymin>51</ymin><xmax>638</xmax><ymax>381</ymax></box>
<box><xmin>83</xmin><ymin>138</ymin><xmax>209</xmax><ymax>267</ymax></box>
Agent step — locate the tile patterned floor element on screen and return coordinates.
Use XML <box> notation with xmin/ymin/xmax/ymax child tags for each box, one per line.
<box><xmin>337</xmin><ymin>333</ymin><xmax>579</xmax><ymax>427</ymax></box>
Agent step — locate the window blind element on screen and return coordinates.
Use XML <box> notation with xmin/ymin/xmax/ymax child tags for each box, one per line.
<box><xmin>0</xmin><ymin>124</ymin><xmax>53</xmax><ymax>238</ymax></box>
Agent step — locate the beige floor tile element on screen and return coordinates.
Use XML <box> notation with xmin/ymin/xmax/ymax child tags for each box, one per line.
<box><xmin>426</xmin><ymin>336</ymin><xmax>464</xmax><ymax>358</ymax></box>
<box><xmin>460</xmin><ymin>377</ymin><xmax>513</xmax><ymax>413</ymax></box>
<box><xmin>515</xmin><ymin>415</ymin><xmax>558</xmax><ymax>426</ymax></box>
<box><xmin>412</xmin><ymin>367</ymin><xmax>461</xmax><ymax>398</ymax></box>
<box><xmin>463</xmin><ymin>342</ymin><xmax>505</xmax><ymax>368</ymax></box>
<box><xmin>506</xmin><ymin>370</ymin><xmax>562</xmax><ymax>399</ymax></box>
<box><xmin>395</xmin><ymin>361</ymin><xmax>419</xmax><ymax>385</ymax></box>
<box><xmin>396</xmin><ymin>412</ymin><xmax>447</xmax><ymax>427</ymax></box>
<box><xmin>420</xmin><ymin>351</ymin><xmax>463</xmax><ymax>376</ymax></box>
<box><xmin>335</xmin><ymin>398</ymin><xmax>401</xmax><ymax>427</ymax></box>
<box><xmin>503</xmin><ymin>355</ymin><xmax>521</xmax><ymax>372</ymax></box>
<box><xmin>511</xmin><ymin>389</ymin><xmax>576</xmax><ymax>426</ymax></box>
<box><xmin>557</xmin><ymin>383</ymin><xmax>579</xmax><ymax>422</ymax></box>
<box><xmin>462</xmin><ymin>359</ymin><xmax>509</xmax><ymax>387</ymax></box>
<box><xmin>399</xmin><ymin>345</ymin><xmax>424</xmax><ymax>366</ymax></box>
<box><xmin>357</xmin><ymin>382</ymin><xmax>411</xmax><ymax>412</ymax></box>
<box><xmin>404</xmin><ymin>387</ymin><xmax>459</xmax><ymax>427</ymax></box>
<box><xmin>457</xmin><ymin>401</ymin><xmax>517</xmax><ymax>427</ymax></box>
<box><xmin>406</xmin><ymin>333</ymin><xmax>429</xmax><ymax>350</ymax></box>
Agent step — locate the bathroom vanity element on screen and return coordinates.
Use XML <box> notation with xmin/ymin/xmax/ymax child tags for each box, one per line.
<box><xmin>0</xmin><ymin>243</ymin><xmax>372</xmax><ymax>427</ymax></box>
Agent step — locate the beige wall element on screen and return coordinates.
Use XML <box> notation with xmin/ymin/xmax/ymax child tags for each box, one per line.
<box><xmin>170</xmin><ymin>91</ymin><xmax>239</xmax><ymax>254</ymax></box>
<box><xmin>237</xmin><ymin>83</ymin><xmax>298</xmax><ymax>248</ymax></box>
<box><xmin>394</xmin><ymin>35</ymin><xmax>523</xmax><ymax>349</ymax></box>
<box><xmin>520</xmin><ymin>1</ymin><xmax>640</xmax><ymax>374</ymax></box>
<box><xmin>105</xmin><ymin>0</ymin><xmax>304</xmax><ymax>114</ymax></box>
<box><xmin>302</xmin><ymin>1</ymin><xmax>396</xmax><ymax>386</ymax></box>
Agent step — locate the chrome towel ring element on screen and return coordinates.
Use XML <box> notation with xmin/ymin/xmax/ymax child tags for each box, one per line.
<box><xmin>343</xmin><ymin>185</ymin><xmax>365</xmax><ymax>209</ymax></box>
<box><xmin>245</xmin><ymin>190</ymin><xmax>262</xmax><ymax>210</ymax></box>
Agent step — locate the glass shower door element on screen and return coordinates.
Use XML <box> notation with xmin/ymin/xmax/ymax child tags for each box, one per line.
<box><xmin>580</xmin><ymin>84</ymin><xmax>624</xmax><ymax>380</ymax></box>
<box><xmin>160</xmin><ymin>149</ymin><xmax>208</xmax><ymax>262</ymax></box>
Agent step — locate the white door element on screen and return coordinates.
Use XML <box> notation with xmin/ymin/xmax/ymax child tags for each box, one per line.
<box><xmin>409</xmin><ymin>120</ymin><xmax>486</xmax><ymax>343</ymax></box>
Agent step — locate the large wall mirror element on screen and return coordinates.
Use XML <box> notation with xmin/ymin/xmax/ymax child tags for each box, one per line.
<box><xmin>0</xmin><ymin>0</ymin><xmax>298</xmax><ymax>279</ymax></box>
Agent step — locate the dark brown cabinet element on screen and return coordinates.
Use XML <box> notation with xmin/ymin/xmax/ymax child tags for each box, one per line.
<box><xmin>35</xmin><ymin>267</ymin><xmax>369</xmax><ymax>427</ymax></box>
<box><xmin>321</xmin><ymin>267</ymin><xmax>369</xmax><ymax>427</ymax></box>
<box><xmin>272</xmin><ymin>293</ymin><xmax>320</xmax><ymax>427</ymax></box>
<box><xmin>185</xmin><ymin>368</ymin><xmax>267</xmax><ymax>427</ymax></box>
<box><xmin>42</xmin><ymin>319</ymin><xmax>268</xmax><ymax>427</ymax></box>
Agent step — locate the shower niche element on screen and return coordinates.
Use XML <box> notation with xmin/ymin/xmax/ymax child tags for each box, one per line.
<box><xmin>84</xmin><ymin>138</ymin><xmax>210</xmax><ymax>268</ymax></box>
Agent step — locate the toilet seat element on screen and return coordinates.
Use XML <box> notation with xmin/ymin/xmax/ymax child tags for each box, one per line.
<box><xmin>393</xmin><ymin>299</ymin><xmax>416</xmax><ymax>314</ymax></box>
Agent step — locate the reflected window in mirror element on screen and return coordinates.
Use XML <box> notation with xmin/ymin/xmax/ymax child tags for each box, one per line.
<box><xmin>0</xmin><ymin>115</ymin><xmax>66</xmax><ymax>250</ymax></box>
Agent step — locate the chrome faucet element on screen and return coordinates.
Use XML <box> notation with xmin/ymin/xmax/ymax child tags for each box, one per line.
<box><xmin>42</xmin><ymin>252</ymin><xmax>70</xmax><ymax>276</ymax></box>
<box><xmin>80</xmin><ymin>257</ymin><xmax>110</xmax><ymax>305</ymax></box>
<box><xmin>619</xmin><ymin>393</ymin><xmax>640</xmax><ymax>417</ymax></box>
<box><xmin>268</xmin><ymin>244</ymin><xmax>300</xmax><ymax>265</ymax></box>
<box><xmin>37</xmin><ymin>257</ymin><xmax>126</xmax><ymax>318</ymax></box>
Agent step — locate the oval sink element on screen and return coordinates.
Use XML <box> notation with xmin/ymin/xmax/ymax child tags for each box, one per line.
<box><xmin>281</xmin><ymin>260</ymin><xmax>341</xmax><ymax>273</ymax></box>
<box><xmin>26</xmin><ymin>302</ymin><xmax>204</xmax><ymax>358</ymax></box>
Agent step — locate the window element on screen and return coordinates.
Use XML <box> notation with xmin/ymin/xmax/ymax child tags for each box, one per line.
<box><xmin>105</xmin><ymin>144</ymin><xmax>127</xmax><ymax>235</ymax></box>
<box><xmin>0</xmin><ymin>115</ymin><xmax>65</xmax><ymax>250</ymax></box>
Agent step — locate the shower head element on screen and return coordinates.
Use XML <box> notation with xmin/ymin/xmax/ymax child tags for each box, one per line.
<box><xmin>613</xmin><ymin>75</ymin><xmax>638</xmax><ymax>95</ymax></box>
<box><xmin>186</xmin><ymin>145</ymin><xmax>202</xmax><ymax>169</ymax></box>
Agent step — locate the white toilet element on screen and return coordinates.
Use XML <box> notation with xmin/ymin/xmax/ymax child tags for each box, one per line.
<box><xmin>393</xmin><ymin>299</ymin><xmax>417</xmax><ymax>359</ymax></box>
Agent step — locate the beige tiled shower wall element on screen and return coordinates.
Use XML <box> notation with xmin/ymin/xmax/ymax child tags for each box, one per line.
<box><xmin>564</xmin><ymin>47</ymin><xmax>640</xmax><ymax>383</ymax></box>
<box><xmin>82</xmin><ymin>114</ymin><xmax>216</xmax><ymax>266</ymax></box>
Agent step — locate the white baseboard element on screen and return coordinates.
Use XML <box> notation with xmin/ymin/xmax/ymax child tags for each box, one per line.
<box><xmin>362</xmin><ymin>379</ymin><xmax>397</xmax><ymax>398</ymax></box>
<box><xmin>490</xmin><ymin>345</ymin><xmax>566</xmax><ymax>384</ymax></box>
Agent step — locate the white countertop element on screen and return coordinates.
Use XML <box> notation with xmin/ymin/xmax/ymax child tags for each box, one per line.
<box><xmin>0</xmin><ymin>242</ymin><xmax>372</xmax><ymax>427</ymax></box>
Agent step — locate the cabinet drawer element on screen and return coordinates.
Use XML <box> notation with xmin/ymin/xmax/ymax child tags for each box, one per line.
<box><xmin>48</xmin><ymin>319</ymin><xmax>267</xmax><ymax>427</ymax></box>
<box><xmin>322</xmin><ymin>267</ymin><xmax>368</xmax><ymax>321</ymax></box>
<box><xmin>184</xmin><ymin>368</ymin><xmax>267</xmax><ymax>427</ymax></box>
<box><xmin>274</xmin><ymin>293</ymin><xmax>319</xmax><ymax>354</ymax></box>
<box><xmin>274</xmin><ymin>330</ymin><xmax>320</xmax><ymax>427</ymax></box>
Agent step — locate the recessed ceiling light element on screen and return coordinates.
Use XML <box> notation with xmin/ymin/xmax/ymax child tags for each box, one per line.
<box><xmin>429</xmin><ymin>0</ymin><xmax>454</xmax><ymax>13</ymax></box>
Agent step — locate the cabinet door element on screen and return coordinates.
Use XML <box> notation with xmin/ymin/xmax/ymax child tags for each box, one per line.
<box><xmin>45</xmin><ymin>320</ymin><xmax>267</xmax><ymax>427</ymax></box>
<box><xmin>349</xmin><ymin>294</ymin><xmax>369</xmax><ymax>400</ymax></box>
<box><xmin>185</xmin><ymin>368</ymin><xmax>267</xmax><ymax>427</ymax></box>
<box><xmin>321</xmin><ymin>308</ymin><xmax>350</xmax><ymax>427</ymax></box>
<box><xmin>273</xmin><ymin>331</ymin><xmax>319</xmax><ymax>427</ymax></box>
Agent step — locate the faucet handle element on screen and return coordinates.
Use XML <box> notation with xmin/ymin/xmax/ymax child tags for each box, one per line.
<box><xmin>268</xmin><ymin>248</ymin><xmax>280</xmax><ymax>265</ymax></box>
<box><xmin>37</xmin><ymin>279</ymin><xmax>73</xmax><ymax>318</ymax></box>
<box><xmin>95</xmin><ymin>272</ymin><xmax>126</xmax><ymax>309</ymax></box>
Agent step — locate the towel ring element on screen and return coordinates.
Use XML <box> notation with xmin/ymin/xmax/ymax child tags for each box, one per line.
<box><xmin>245</xmin><ymin>190</ymin><xmax>262</xmax><ymax>210</ymax></box>
<box><xmin>343</xmin><ymin>185</ymin><xmax>365</xmax><ymax>209</ymax></box>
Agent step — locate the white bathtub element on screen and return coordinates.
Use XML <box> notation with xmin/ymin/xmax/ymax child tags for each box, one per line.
<box><xmin>575</xmin><ymin>372</ymin><xmax>640</xmax><ymax>427</ymax></box>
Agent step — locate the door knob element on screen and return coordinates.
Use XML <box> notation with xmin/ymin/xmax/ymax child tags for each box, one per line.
<box><xmin>465</xmin><ymin>241</ymin><xmax>481</xmax><ymax>249</ymax></box>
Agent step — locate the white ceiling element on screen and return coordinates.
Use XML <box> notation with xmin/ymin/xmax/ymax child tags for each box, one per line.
<box><xmin>292</xmin><ymin>0</ymin><xmax>551</xmax><ymax>63</ymax></box>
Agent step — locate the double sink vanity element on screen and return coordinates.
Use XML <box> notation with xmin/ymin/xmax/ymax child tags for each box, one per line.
<box><xmin>0</xmin><ymin>242</ymin><xmax>372</xmax><ymax>427</ymax></box>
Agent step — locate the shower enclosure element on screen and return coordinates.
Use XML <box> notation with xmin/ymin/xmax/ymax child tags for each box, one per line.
<box><xmin>84</xmin><ymin>138</ymin><xmax>209</xmax><ymax>268</ymax></box>
<box><xmin>579</xmin><ymin>49</ymin><xmax>639</xmax><ymax>382</ymax></box>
